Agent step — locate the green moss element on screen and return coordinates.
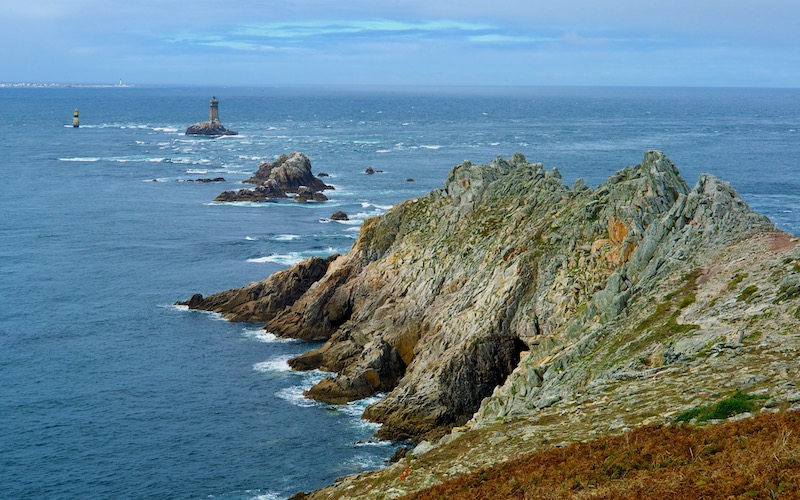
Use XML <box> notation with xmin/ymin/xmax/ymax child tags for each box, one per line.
<box><xmin>737</xmin><ymin>285</ymin><xmax>759</xmax><ymax>304</ymax></box>
<box><xmin>675</xmin><ymin>391</ymin><xmax>767</xmax><ymax>423</ymax></box>
<box><xmin>727</xmin><ymin>273</ymin><xmax>749</xmax><ymax>291</ymax></box>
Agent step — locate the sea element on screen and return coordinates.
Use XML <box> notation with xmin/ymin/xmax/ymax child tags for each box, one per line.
<box><xmin>1</xmin><ymin>85</ymin><xmax>799</xmax><ymax>499</ymax></box>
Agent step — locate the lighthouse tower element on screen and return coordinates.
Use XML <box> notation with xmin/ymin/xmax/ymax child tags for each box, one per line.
<box><xmin>209</xmin><ymin>97</ymin><xmax>220</xmax><ymax>124</ymax></box>
<box><xmin>73</xmin><ymin>108</ymin><xmax>80</xmax><ymax>128</ymax></box>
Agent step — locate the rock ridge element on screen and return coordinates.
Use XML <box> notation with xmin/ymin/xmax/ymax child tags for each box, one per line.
<box><xmin>182</xmin><ymin>150</ymin><xmax>791</xmax><ymax>454</ymax></box>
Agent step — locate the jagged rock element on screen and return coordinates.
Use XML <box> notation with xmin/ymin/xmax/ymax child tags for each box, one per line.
<box><xmin>188</xmin><ymin>177</ymin><xmax>225</xmax><ymax>183</ymax></box>
<box><xmin>330</xmin><ymin>211</ymin><xmax>349</xmax><ymax>221</ymax></box>
<box><xmin>185</xmin><ymin>122</ymin><xmax>238</xmax><ymax>136</ymax></box>
<box><xmin>245</xmin><ymin>152</ymin><xmax>331</xmax><ymax>193</ymax></box>
<box><xmin>407</xmin><ymin>178</ymin><xmax>415</xmax><ymax>182</ymax></box>
<box><xmin>318</xmin><ymin>172</ymin><xmax>330</xmax><ymax>177</ymax></box>
<box><xmin>178</xmin><ymin>255</ymin><xmax>338</xmax><ymax>323</ymax></box>
<box><xmin>214</xmin><ymin>152</ymin><xmax>332</xmax><ymax>202</ymax></box>
<box><xmin>294</xmin><ymin>186</ymin><xmax>328</xmax><ymax>203</ymax></box>
<box><xmin>365</xmin><ymin>167</ymin><xmax>375</xmax><ymax>175</ymax></box>
<box><xmin>188</xmin><ymin>151</ymin><xmax>793</xmax><ymax>449</ymax></box>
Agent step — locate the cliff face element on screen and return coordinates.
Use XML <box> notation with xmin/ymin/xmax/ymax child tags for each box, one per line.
<box><xmin>184</xmin><ymin>151</ymin><xmax>800</xmax><ymax>495</ymax></box>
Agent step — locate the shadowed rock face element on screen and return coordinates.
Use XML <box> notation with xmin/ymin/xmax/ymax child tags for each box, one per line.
<box><xmin>183</xmin><ymin>151</ymin><xmax>778</xmax><ymax>443</ymax></box>
<box><xmin>214</xmin><ymin>152</ymin><xmax>332</xmax><ymax>202</ymax></box>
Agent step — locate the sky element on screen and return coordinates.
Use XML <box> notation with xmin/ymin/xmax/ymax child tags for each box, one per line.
<box><xmin>3</xmin><ymin>0</ymin><xmax>799</xmax><ymax>87</ymax></box>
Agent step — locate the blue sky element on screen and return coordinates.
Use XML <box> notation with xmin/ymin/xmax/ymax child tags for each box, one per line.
<box><xmin>3</xmin><ymin>0</ymin><xmax>799</xmax><ymax>87</ymax></box>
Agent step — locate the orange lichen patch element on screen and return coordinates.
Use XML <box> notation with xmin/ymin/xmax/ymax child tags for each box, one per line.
<box><xmin>608</xmin><ymin>218</ymin><xmax>629</xmax><ymax>244</ymax></box>
<box><xmin>608</xmin><ymin>240</ymin><xmax>637</xmax><ymax>266</ymax></box>
<box><xmin>591</xmin><ymin>239</ymin><xmax>611</xmax><ymax>257</ymax></box>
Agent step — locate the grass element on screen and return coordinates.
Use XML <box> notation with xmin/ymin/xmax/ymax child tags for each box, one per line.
<box><xmin>404</xmin><ymin>410</ymin><xmax>800</xmax><ymax>500</ymax></box>
<box><xmin>675</xmin><ymin>391</ymin><xmax>768</xmax><ymax>423</ymax></box>
<box><xmin>737</xmin><ymin>285</ymin><xmax>760</xmax><ymax>304</ymax></box>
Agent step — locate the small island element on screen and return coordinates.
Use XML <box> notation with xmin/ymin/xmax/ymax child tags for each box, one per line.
<box><xmin>185</xmin><ymin>97</ymin><xmax>238</xmax><ymax>136</ymax></box>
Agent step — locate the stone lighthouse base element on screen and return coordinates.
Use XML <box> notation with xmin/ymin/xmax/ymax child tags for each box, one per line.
<box><xmin>185</xmin><ymin>121</ymin><xmax>238</xmax><ymax>136</ymax></box>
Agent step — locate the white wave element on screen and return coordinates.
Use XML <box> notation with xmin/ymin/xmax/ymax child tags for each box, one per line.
<box><xmin>375</xmin><ymin>149</ymin><xmax>392</xmax><ymax>154</ymax></box>
<box><xmin>419</xmin><ymin>145</ymin><xmax>442</xmax><ymax>150</ymax></box>
<box><xmin>273</xmin><ymin>368</ymin><xmax>330</xmax><ymax>408</ymax></box>
<box><xmin>244</xmin><ymin>236</ymin><xmax>257</xmax><ymax>241</ymax></box>
<box><xmin>276</xmin><ymin>385</ymin><xmax>320</xmax><ymax>408</ymax></box>
<box><xmin>242</xmin><ymin>329</ymin><xmax>298</xmax><ymax>344</ymax></box>
<box><xmin>247</xmin><ymin>247</ymin><xmax>337</xmax><ymax>265</ymax></box>
<box><xmin>489</xmin><ymin>142</ymin><xmax>500</xmax><ymax>146</ymax></box>
<box><xmin>360</xmin><ymin>202</ymin><xmax>393</xmax><ymax>210</ymax></box>
<box><xmin>248</xmin><ymin>493</ymin><xmax>282</xmax><ymax>500</ymax></box>
<box><xmin>253</xmin><ymin>355</ymin><xmax>294</xmax><ymax>373</ymax></box>
<box><xmin>343</xmin><ymin>454</ymin><xmax>386</xmax><ymax>470</ymax></box>
<box><xmin>171</xmin><ymin>304</ymin><xmax>189</xmax><ymax>312</ymax></box>
<box><xmin>186</xmin><ymin>169</ymin><xmax>208</xmax><ymax>174</ymax></box>
<box><xmin>271</xmin><ymin>234</ymin><xmax>300</xmax><ymax>242</ymax></box>
<box><xmin>153</xmin><ymin>127</ymin><xmax>178</xmax><ymax>132</ymax></box>
<box><xmin>345</xmin><ymin>227</ymin><xmax>361</xmax><ymax>232</ymax></box>
<box><xmin>59</xmin><ymin>157</ymin><xmax>100</xmax><ymax>162</ymax></box>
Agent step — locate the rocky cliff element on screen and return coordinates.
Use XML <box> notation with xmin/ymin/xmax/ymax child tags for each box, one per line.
<box><xmin>182</xmin><ymin>151</ymin><xmax>800</xmax><ymax>498</ymax></box>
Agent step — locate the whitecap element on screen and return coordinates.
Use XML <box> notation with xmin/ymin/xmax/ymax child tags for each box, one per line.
<box><xmin>253</xmin><ymin>355</ymin><xmax>294</xmax><ymax>373</ymax></box>
<box><xmin>153</xmin><ymin>127</ymin><xmax>178</xmax><ymax>132</ymax></box>
<box><xmin>489</xmin><ymin>142</ymin><xmax>500</xmax><ymax>146</ymax></box>
<box><xmin>271</xmin><ymin>234</ymin><xmax>301</xmax><ymax>242</ymax></box>
<box><xmin>247</xmin><ymin>247</ymin><xmax>338</xmax><ymax>265</ymax></box>
<box><xmin>419</xmin><ymin>145</ymin><xmax>442</xmax><ymax>150</ymax></box>
<box><xmin>343</xmin><ymin>454</ymin><xmax>386</xmax><ymax>470</ymax></box>
<box><xmin>244</xmin><ymin>236</ymin><xmax>257</xmax><ymax>241</ymax></box>
<box><xmin>275</xmin><ymin>385</ymin><xmax>320</xmax><ymax>408</ymax></box>
<box><xmin>242</xmin><ymin>329</ymin><xmax>298</xmax><ymax>344</ymax></box>
<box><xmin>186</xmin><ymin>169</ymin><xmax>209</xmax><ymax>174</ymax></box>
<box><xmin>59</xmin><ymin>157</ymin><xmax>100</xmax><ymax>162</ymax></box>
<box><xmin>375</xmin><ymin>149</ymin><xmax>392</xmax><ymax>154</ymax></box>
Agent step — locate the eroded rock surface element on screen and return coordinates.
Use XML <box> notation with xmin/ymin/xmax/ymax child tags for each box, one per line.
<box><xmin>184</xmin><ymin>151</ymin><xmax>797</xmax><ymax>456</ymax></box>
<box><xmin>215</xmin><ymin>152</ymin><xmax>332</xmax><ymax>202</ymax></box>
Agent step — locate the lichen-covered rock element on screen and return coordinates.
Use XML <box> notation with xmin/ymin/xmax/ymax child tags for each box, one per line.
<box><xmin>186</xmin><ymin>151</ymin><xmax>791</xmax><ymax>450</ymax></box>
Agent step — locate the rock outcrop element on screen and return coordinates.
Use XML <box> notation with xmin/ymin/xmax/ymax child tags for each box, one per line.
<box><xmin>185</xmin><ymin>122</ymin><xmax>238</xmax><ymax>136</ymax></box>
<box><xmin>215</xmin><ymin>152</ymin><xmax>332</xmax><ymax>203</ymax></box>
<box><xmin>184</xmin><ymin>151</ymin><xmax>800</xmax><ymax>498</ymax></box>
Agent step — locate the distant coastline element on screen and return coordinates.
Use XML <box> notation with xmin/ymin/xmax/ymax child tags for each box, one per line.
<box><xmin>0</xmin><ymin>82</ymin><xmax>134</xmax><ymax>89</ymax></box>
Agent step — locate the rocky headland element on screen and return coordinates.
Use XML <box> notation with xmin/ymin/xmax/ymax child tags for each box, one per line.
<box><xmin>181</xmin><ymin>151</ymin><xmax>800</xmax><ymax>498</ymax></box>
<box><xmin>214</xmin><ymin>152</ymin><xmax>332</xmax><ymax>203</ymax></box>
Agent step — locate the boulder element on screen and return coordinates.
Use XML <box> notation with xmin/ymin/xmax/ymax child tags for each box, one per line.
<box><xmin>330</xmin><ymin>211</ymin><xmax>349</xmax><ymax>221</ymax></box>
<box><xmin>215</xmin><ymin>152</ymin><xmax>332</xmax><ymax>202</ymax></box>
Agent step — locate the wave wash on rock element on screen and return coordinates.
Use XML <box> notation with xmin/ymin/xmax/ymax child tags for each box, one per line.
<box><xmin>182</xmin><ymin>151</ymin><xmax>775</xmax><ymax>442</ymax></box>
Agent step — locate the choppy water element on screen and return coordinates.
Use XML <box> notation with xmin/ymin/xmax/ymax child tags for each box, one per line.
<box><xmin>1</xmin><ymin>85</ymin><xmax>799</xmax><ymax>499</ymax></box>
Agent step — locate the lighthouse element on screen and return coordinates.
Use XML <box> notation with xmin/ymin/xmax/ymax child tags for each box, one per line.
<box><xmin>73</xmin><ymin>108</ymin><xmax>79</xmax><ymax>128</ymax></box>
<box><xmin>209</xmin><ymin>96</ymin><xmax>220</xmax><ymax>124</ymax></box>
<box><xmin>186</xmin><ymin>96</ymin><xmax>237</xmax><ymax>136</ymax></box>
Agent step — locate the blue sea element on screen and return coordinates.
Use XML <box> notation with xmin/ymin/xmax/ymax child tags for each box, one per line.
<box><xmin>1</xmin><ymin>86</ymin><xmax>799</xmax><ymax>499</ymax></box>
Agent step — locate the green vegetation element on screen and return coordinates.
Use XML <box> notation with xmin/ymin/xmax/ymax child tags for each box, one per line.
<box><xmin>727</xmin><ymin>272</ymin><xmax>749</xmax><ymax>291</ymax></box>
<box><xmin>737</xmin><ymin>285</ymin><xmax>760</xmax><ymax>303</ymax></box>
<box><xmin>675</xmin><ymin>391</ymin><xmax>767</xmax><ymax>423</ymax></box>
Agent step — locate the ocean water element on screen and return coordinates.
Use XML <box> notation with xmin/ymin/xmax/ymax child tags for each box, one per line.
<box><xmin>1</xmin><ymin>86</ymin><xmax>799</xmax><ymax>499</ymax></box>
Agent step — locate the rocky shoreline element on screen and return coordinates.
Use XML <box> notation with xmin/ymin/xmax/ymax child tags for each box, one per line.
<box><xmin>181</xmin><ymin>151</ymin><xmax>800</xmax><ymax>498</ymax></box>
